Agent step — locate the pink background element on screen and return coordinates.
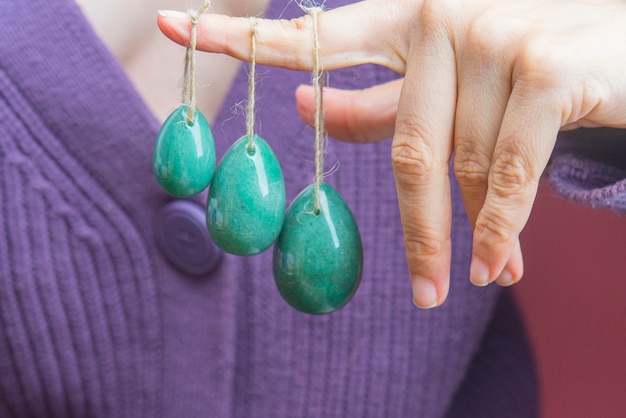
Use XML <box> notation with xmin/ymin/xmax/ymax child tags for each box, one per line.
<box><xmin>516</xmin><ymin>182</ymin><xmax>626</xmax><ymax>417</ymax></box>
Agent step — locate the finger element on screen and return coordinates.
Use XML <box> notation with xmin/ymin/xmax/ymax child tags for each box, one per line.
<box><xmin>157</xmin><ymin>1</ymin><xmax>407</xmax><ymax>73</ymax></box>
<box><xmin>495</xmin><ymin>239</ymin><xmax>524</xmax><ymax>287</ymax></box>
<box><xmin>393</xmin><ymin>32</ymin><xmax>457</xmax><ymax>309</ymax></box>
<box><xmin>295</xmin><ymin>79</ymin><xmax>402</xmax><ymax>143</ymax></box>
<box><xmin>470</xmin><ymin>84</ymin><xmax>561</xmax><ymax>285</ymax></box>
<box><xmin>453</xmin><ymin>31</ymin><xmax>524</xmax><ymax>286</ymax></box>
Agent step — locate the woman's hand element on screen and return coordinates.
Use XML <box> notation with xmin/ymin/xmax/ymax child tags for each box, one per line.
<box><xmin>158</xmin><ymin>0</ymin><xmax>626</xmax><ymax>308</ymax></box>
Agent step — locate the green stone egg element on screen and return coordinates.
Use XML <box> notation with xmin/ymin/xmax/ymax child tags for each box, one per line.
<box><xmin>207</xmin><ymin>134</ymin><xmax>285</xmax><ymax>255</ymax></box>
<box><xmin>273</xmin><ymin>183</ymin><xmax>362</xmax><ymax>314</ymax></box>
<box><xmin>153</xmin><ymin>105</ymin><xmax>215</xmax><ymax>197</ymax></box>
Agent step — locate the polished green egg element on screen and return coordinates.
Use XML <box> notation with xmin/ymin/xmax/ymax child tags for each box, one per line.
<box><xmin>153</xmin><ymin>104</ymin><xmax>215</xmax><ymax>197</ymax></box>
<box><xmin>273</xmin><ymin>183</ymin><xmax>362</xmax><ymax>314</ymax></box>
<box><xmin>207</xmin><ymin>134</ymin><xmax>285</xmax><ymax>255</ymax></box>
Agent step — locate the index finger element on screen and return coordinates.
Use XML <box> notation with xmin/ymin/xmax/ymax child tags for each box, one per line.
<box><xmin>157</xmin><ymin>1</ymin><xmax>406</xmax><ymax>73</ymax></box>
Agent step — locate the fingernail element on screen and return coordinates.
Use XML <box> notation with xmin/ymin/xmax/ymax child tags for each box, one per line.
<box><xmin>496</xmin><ymin>268</ymin><xmax>515</xmax><ymax>287</ymax></box>
<box><xmin>412</xmin><ymin>277</ymin><xmax>438</xmax><ymax>309</ymax></box>
<box><xmin>470</xmin><ymin>257</ymin><xmax>490</xmax><ymax>286</ymax></box>
<box><xmin>158</xmin><ymin>10</ymin><xmax>190</xmax><ymax>19</ymax></box>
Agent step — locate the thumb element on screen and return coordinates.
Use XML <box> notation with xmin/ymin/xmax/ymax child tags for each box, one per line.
<box><xmin>295</xmin><ymin>79</ymin><xmax>402</xmax><ymax>143</ymax></box>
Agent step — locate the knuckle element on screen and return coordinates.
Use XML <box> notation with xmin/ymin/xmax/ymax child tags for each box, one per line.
<box><xmin>420</xmin><ymin>0</ymin><xmax>455</xmax><ymax>32</ymax></box>
<box><xmin>465</xmin><ymin>15</ymin><xmax>507</xmax><ymax>63</ymax></box>
<box><xmin>345</xmin><ymin>93</ymin><xmax>374</xmax><ymax>143</ymax></box>
<box><xmin>391</xmin><ymin>133</ymin><xmax>437</xmax><ymax>179</ymax></box>
<box><xmin>474</xmin><ymin>209</ymin><xmax>516</xmax><ymax>247</ymax></box>
<box><xmin>453</xmin><ymin>142</ymin><xmax>491</xmax><ymax>189</ymax></box>
<box><xmin>274</xmin><ymin>16</ymin><xmax>315</xmax><ymax>69</ymax></box>
<box><xmin>515</xmin><ymin>38</ymin><xmax>566</xmax><ymax>91</ymax></box>
<box><xmin>286</xmin><ymin>15</ymin><xmax>311</xmax><ymax>32</ymax></box>
<box><xmin>405</xmin><ymin>234</ymin><xmax>449</xmax><ymax>260</ymax></box>
<box><xmin>489</xmin><ymin>147</ymin><xmax>536</xmax><ymax>198</ymax></box>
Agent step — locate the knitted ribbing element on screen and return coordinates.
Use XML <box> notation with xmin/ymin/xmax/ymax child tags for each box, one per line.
<box><xmin>0</xmin><ymin>2</ymin><xmax>162</xmax><ymax>417</ymax></box>
<box><xmin>549</xmin><ymin>154</ymin><xmax>626</xmax><ymax>213</ymax></box>
<box><xmin>548</xmin><ymin>127</ymin><xmax>626</xmax><ymax>212</ymax></box>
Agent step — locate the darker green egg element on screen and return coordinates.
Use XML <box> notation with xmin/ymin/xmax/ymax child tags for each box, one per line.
<box><xmin>273</xmin><ymin>183</ymin><xmax>362</xmax><ymax>314</ymax></box>
<box><xmin>207</xmin><ymin>134</ymin><xmax>285</xmax><ymax>255</ymax></box>
<box><xmin>153</xmin><ymin>104</ymin><xmax>215</xmax><ymax>197</ymax></box>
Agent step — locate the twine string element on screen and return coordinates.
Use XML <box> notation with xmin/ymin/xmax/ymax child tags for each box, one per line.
<box><xmin>309</xmin><ymin>7</ymin><xmax>324</xmax><ymax>214</ymax></box>
<box><xmin>182</xmin><ymin>0</ymin><xmax>211</xmax><ymax>123</ymax></box>
<box><xmin>247</xmin><ymin>17</ymin><xmax>258</xmax><ymax>153</ymax></box>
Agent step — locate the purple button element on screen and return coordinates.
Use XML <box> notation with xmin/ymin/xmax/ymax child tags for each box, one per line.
<box><xmin>156</xmin><ymin>200</ymin><xmax>222</xmax><ymax>275</ymax></box>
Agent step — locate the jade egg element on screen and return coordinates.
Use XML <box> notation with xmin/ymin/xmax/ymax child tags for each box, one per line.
<box><xmin>273</xmin><ymin>183</ymin><xmax>362</xmax><ymax>314</ymax></box>
<box><xmin>207</xmin><ymin>134</ymin><xmax>285</xmax><ymax>255</ymax></box>
<box><xmin>153</xmin><ymin>104</ymin><xmax>215</xmax><ymax>197</ymax></box>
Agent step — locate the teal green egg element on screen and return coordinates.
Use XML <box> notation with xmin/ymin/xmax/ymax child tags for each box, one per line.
<box><xmin>153</xmin><ymin>104</ymin><xmax>215</xmax><ymax>197</ymax></box>
<box><xmin>207</xmin><ymin>134</ymin><xmax>285</xmax><ymax>255</ymax></box>
<box><xmin>273</xmin><ymin>183</ymin><xmax>362</xmax><ymax>314</ymax></box>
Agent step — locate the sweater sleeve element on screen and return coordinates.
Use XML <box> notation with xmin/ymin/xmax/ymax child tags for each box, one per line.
<box><xmin>548</xmin><ymin>128</ymin><xmax>626</xmax><ymax>213</ymax></box>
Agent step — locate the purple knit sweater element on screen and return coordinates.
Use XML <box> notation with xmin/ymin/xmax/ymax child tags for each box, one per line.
<box><xmin>1</xmin><ymin>0</ymin><xmax>622</xmax><ymax>417</ymax></box>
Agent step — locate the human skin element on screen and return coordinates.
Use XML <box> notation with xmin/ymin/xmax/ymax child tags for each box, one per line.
<box><xmin>158</xmin><ymin>0</ymin><xmax>626</xmax><ymax>308</ymax></box>
<box><xmin>76</xmin><ymin>0</ymin><xmax>269</xmax><ymax>121</ymax></box>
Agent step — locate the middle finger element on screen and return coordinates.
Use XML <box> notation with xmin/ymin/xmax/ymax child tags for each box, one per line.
<box><xmin>453</xmin><ymin>24</ymin><xmax>524</xmax><ymax>285</ymax></box>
